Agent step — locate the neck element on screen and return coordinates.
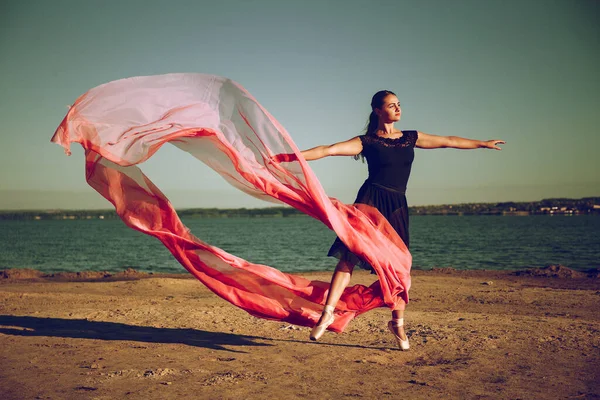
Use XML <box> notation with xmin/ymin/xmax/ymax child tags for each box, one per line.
<box><xmin>376</xmin><ymin>122</ymin><xmax>396</xmax><ymax>135</ymax></box>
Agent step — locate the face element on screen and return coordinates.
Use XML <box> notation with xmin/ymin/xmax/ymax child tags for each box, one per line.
<box><xmin>375</xmin><ymin>94</ymin><xmax>401</xmax><ymax>122</ymax></box>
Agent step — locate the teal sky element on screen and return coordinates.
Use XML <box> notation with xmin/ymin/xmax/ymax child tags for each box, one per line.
<box><xmin>1</xmin><ymin>0</ymin><xmax>598</xmax><ymax>210</ymax></box>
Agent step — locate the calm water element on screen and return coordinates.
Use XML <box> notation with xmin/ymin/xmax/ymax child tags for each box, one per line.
<box><xmin>1</xmin><ymin>215</ymin><xmax>598</xmax><ymax>273</ymax></box>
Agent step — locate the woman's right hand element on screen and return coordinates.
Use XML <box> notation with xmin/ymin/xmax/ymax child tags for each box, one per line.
<box><xmin>271</xmin><ymin>153</ymin><xmax>298</xmax><ymax>163</ymax></box>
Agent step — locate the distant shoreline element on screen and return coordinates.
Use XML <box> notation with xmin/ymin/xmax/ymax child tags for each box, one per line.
<box><xmin>1</xmin><ymin>196</ymin><xmax>599</xmax><ymax>220</ymax></box>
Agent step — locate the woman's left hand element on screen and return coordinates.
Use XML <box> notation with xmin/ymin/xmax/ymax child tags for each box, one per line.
<box><xmin>483</xmin><ymin>140</ymin><xmax>505</xmax><ymax>150</ymax></box>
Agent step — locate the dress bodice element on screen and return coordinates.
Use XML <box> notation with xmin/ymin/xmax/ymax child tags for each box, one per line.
<box><xmin>358</xmin><ymin>130</ymin><xmax>418</xmax><ymax>192</ymax></box>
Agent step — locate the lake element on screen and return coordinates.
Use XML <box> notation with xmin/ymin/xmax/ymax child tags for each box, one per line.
<box><xmin>1</xmin><ymin>215</ymin><xmax>598</xmax><ymax>273</ymax></box>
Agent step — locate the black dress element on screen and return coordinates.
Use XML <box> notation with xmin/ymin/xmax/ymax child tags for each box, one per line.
<box><xmin>327</xmin><ymin>130</ymin><xmax>418</xmax><ymax>272</ymax></box>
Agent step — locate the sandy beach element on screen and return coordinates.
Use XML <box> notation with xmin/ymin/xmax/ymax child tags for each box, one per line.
<box><xmin>0</xmin><ymin>267</ymin><xmax>598</xmax><ymax>400</ymax></box>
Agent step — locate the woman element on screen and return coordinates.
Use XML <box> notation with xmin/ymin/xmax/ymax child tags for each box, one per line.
<box><xmin>300</xmin><ymin>90</ymin><xmax>505</xmax><ymax>349</ymax></box>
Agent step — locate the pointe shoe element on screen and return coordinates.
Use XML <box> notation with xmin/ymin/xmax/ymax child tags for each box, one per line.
<box><xmin>387</xmin><ymin>318</ymin><xmax>410</xmax><ymax>351</ymax></box>
<box><xmin>310</xmin><ymin>305</ymin><xmax>335</xmax><ymax>341</ymax></box>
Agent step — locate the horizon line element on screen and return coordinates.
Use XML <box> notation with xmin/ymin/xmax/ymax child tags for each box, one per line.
<box><xmin>1</xmin><ymin>195</ymin><xmax>598</xmax><ymax>213</ymax></box>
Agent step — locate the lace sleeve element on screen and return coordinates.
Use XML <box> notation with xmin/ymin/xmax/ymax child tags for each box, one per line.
<box><xmin>406</xmin><ymin>130</ymin><xmax>418</xmax><ymax>148</ymax></box>
<box><xmin>353</xmin><ymin>135</ymin><xmax>368</xmax><ymax>161</ymax></box>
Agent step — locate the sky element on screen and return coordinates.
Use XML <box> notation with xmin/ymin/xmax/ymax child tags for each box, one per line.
<box><xmin>0</xmin><ymin>0</ymin><xmax>598</xmax><ymax>210</ymax></box>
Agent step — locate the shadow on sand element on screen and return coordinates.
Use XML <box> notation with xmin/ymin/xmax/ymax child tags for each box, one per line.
<box><xmin>0</xmin><ymin>315</ymin><xmax>397</xmax><ymax>352</ymax></box>
<box><xmin>0</xmin><ymin>315</ymin><xmax>271</xmax><ymax>353</ymax></box>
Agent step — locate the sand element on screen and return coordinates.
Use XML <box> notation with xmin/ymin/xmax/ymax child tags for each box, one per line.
<box><xmin>0</xmin><ymin>267</ymin><xmax>598</xmax><ymax>400</ymax></box>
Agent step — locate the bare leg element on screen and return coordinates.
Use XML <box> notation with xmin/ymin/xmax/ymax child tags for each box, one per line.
<box><xmin>315</xmin><ymin>258</ymin><xmax>354</xmax><ymax>325</ymax></box>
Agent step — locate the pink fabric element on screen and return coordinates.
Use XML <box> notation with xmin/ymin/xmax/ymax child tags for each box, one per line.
<box><xmin>51</xmin><ymin>73</ymin><xmax>411</xmax><ymax>332</ymax></box>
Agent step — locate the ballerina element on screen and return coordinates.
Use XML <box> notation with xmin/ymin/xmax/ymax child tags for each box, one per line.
<box><xmin>297</xmin><ymin>90</ymin><xmax>504</xmax><ymax>349</ymax></box>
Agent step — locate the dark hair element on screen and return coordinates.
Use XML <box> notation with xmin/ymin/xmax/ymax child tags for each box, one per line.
<box><xmin>354</xmin><ymin>90</ymin><xmax>396</xmax><ymax>161</ymax></box>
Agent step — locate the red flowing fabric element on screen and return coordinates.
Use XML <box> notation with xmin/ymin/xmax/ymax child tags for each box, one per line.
<box><xmin>51</xmin><ymin>73</ymin><xmax>411</xmax><ymax>333</ymax></box>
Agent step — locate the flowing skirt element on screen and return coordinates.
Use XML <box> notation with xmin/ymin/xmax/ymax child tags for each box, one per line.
<box><xmin>51</xmin><ymin>73</ymin><xmax>412</xmax><ymax>333</ymax></box>
<box><xmin>328</xmin><ymin>181</ymin><xmax>409</xmax><ymax>273</ymax></box>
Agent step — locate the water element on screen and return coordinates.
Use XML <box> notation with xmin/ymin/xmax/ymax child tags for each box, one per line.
<box><xmin>0</xmin><ymin>215</ymin><xmax>598</xmax><ymax>274</ymax></box>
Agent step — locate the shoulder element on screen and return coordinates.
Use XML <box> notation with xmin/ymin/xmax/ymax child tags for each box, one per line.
<box><xmin>342</xmin><ymin>135</ymin><xmax>364</xmax><ymax>147</ymax></box>
<box><xmin>332</xmin><ymin>136</ymin><xmax>363</xmax><ymax>146</ymax></box>
<box><xmin>401</xmin><ymin>130</ymin><xmax>419</xmax><ymax>147</ymax></box>
<box><xmin>358</xmin><ymin>134</ymin><xmax>377</xmax><ymax>148</ymax></box>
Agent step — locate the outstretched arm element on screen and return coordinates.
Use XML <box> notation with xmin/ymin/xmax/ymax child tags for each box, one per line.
<box><xmin>416</xmin><ymin>131</ymin><xmax>505</xmax><ymax>150</ymax></box>
<box><xmin>273</xmin><ymin>136</ymin><xmax>363</xmax><ymax>162</ymax></box>
<box><xmin>301</xmin><ymin>136</ymin><xmax>363</xmax><ymax>160</ymax></box>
